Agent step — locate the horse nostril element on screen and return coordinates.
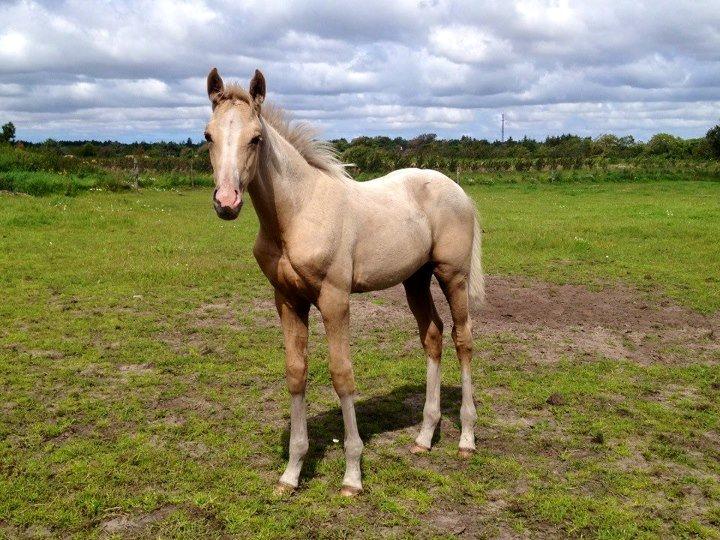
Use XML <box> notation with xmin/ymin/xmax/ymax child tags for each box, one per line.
<box><xmin>213</xmin><ymin>188</ymin><xmax>241</xmax><ymax>209</ymax></box>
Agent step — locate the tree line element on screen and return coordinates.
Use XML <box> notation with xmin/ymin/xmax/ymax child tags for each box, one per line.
<box><xmin>333</xmin><ymin>128</ymin><xmax>720</xmax><ymax>173</ymax></box>
<box><xmin>2</xmin><ymin>120</ymin><xmax>719</xmax><ymax>176</ymax></box>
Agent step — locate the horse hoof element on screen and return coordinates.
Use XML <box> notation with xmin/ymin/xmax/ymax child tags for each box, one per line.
<box><xmin>273</xmin><ymin>482</ymin><xmax>296</xmax><ymax>496</ymax></box>
<box><xmin>410</xmin><ymin>444</ymin><xmax>431</xmax><ymax>454</ymax></box>
<box><xmin>340</xmin><ymin>485</ymin><xmax>363</xmax><ymax>497</ymax></box>
<box><xmin>458</xmin><ymin>448</ymin><xmax>475</xmax><ymax>459</ymax></box>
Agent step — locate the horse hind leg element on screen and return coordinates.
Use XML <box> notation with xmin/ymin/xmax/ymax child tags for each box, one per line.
<box><xmin>434</xmin><ymin>265</ymin><xmax>477</xmax><ymax>458</ymax></box>
<box><xmin>403</xmin><ymin>264</ymin><xmax>444</xmax><ymax>453</ymax></box>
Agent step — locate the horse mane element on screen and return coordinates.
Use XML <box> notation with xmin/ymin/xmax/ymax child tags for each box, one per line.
<box><xmin>222</xmin><ymin>83</ymin><xmax>351</xmax><ymax>180</ymax></box>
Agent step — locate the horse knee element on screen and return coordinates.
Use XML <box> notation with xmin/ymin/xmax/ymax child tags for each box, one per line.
<box><xmin>330</xmin><ymin>362</ymin><xmax>356</xmax><ymax>397</ymax></box>
<box><xmin>344</xmin><ymin>436</ymin><xmax>363</xmax><ymax>460</ymax></box>
<box><xmin>285</xmin><ymin>356</ymin><xmax>307</xmax><ymax>395</ymax></box>
<box><xmin>423</xmin><ymin>320</ymin><xmax>443</xmax><ymax>360</ymax></box>
<box><xmin>423</xmin><ymin>403</ymin><xmax>441</xmax><ymax>426</ymax></box>
<box><xmin>289</xmin><ymin>438</ymin><xmax>309</xmax><ymax>458</ymax></box>
<box><xmin>451</xmin><ymin>323</ymin><xmax>473</xmax><ymax>359</ymax></box>
<box><xmin>461</xmin><ymin>401</ymin><xmax>477</xmax><ymax>423</ymax></box>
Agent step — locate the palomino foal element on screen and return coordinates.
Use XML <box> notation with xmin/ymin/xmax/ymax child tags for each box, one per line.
<box><xmin>204</xmin><ymin>68</ymin><xmax>484</xmax><ymax>496</ymax></box>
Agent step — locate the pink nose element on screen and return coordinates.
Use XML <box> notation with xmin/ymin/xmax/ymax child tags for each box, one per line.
<box><xmin>213</xmin><ymin>188</ymin><xmax>242</xmax><ymax>220</ymax></box>
<box><xmin>214</xmin><ymin>187</ymin><xmax>240</xmax><ymax>208</ymax></box>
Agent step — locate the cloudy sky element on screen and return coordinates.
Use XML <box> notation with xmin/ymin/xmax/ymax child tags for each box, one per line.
<box><xmin>1</xmin><ymin>0</ymin><xmax>719</xmax><ymax>143</ymax></box>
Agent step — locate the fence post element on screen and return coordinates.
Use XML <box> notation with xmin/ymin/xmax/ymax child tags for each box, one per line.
<box><xmin>132</xmin><ymin>156</ymin><xmax>140</xmax><ymax>190</ymax></box>
<box><xmin>189</xmin><ymin>156</ymin><xmax>194</xmax><ymax>188</ymax></box>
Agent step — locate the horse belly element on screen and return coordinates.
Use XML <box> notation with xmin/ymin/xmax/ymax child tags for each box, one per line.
<box><xmin>351</xmin><ymin>221</ymin><xmax>431</xmax><ymax>292</ymax></box>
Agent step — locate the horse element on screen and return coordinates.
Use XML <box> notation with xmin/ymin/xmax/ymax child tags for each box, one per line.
<box><xmin>203</xmin><ymin>68</ymin><xmax>484</xmax><ymax>496</ymax></box>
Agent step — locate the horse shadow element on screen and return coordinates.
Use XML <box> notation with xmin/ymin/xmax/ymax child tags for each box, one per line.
<box><xmin>280</xmin><ymin>384</ymin><xmax>464</xmax><ymax>482</ymax></box>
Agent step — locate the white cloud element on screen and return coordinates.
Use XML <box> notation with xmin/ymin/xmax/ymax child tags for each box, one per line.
<box><xmin>429</xmin><ymin>25</ymin><xmax>512</xmax><ymax>65</ymax></box>
<box><xmin>0</xmin><ymin>30</ymin><xmax>29</xmax><ymax>61</ymax></box>
<box><xmin>0</xmin><ymin>0</ymin><xmax>718</xmax><ymax>142</ymax></box>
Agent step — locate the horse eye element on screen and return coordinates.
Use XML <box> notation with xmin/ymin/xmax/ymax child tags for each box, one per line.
<box><xmin>250</xmin><ymin>135</ymin><xmax>262</xmax><ymax>145</ymax></box>
<box><xmin>204</xmin><ymin>131</ymin><xmax>212</xmax><ymax>142</ymax></box>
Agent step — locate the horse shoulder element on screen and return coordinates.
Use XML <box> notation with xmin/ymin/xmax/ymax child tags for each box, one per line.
<box><xmin>253</xmin><ymin>233</ymin><xmax>283</xmax><ymax>282</ymax></box>
<box><xmin>285</xmin><ymin>185</ymin><xmax>349</xmax><ymax>272</ymax></box>
<box><xmin>285</xmin><ymin>221</ymin><xmax>342</xmax><ymax>277</ymax></box>
<box><xmin>253</xmin><ymin>232</ymin><xmax>318</xmax><ymax>297</ymax></box>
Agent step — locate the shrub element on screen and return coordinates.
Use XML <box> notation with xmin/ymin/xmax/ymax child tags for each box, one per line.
<box><xmin>645</xmin><ymin>133</ymin><xmax>685</xmax><ymax>157</ymax></box>
<box><xmin>706</xmin><ymin>125</ymin><xmax>720</xmax><ymax>158</ymax></box>
<box><xmin>0</xmin><ymin>171</ymin><xmax>94</xmax><ymax>196</ymax></box>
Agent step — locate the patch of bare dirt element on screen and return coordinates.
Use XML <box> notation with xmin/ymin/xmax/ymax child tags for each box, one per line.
<box><xmin>350</xmin><ymin>291</ymin><xmax>417</xmax><ymax>333</ymax></box>
<box><xmin>47</xmin><ymin>423</ymin><xmax>95</xmax><ymax>444</ymax></box>
<box><xmin>161</xmin><ymin>327</ymin><xmax>217</xmax><ymax>356</ymax></box>
<box><xmin>118</xmin><ymin>363</ymin><xmax>154</xmax><ymax>374</ymax></box>
<box><xmin>370</xmin><ymin>275</ymin><xmax>719</xmax><ymax>365</ymax></box>
<box><xmin>427</xmin><ymin>481</ymin><xmax>534</xmax><ymax>539</ymax></box>
<box><xmin>3</xmin><ymin>344</ymin><xmax>66</xmax><ymax>360</ymax></box>
<box><xmin>154</xmin><ymin>414</ymin><xmax>185</xmax><ymax>427</ymax></box>
<box><xmin>28</xmin><ymin>349</ymin><xmax>65</xmax><ymax>360</ymax></box>
<box><xmin>157</xmin><ymin>395</ymin><xmax>221</xmax><ymax>415</ymax></box>
<box><xmin>252</xmin><ymin>298</ymin><xmax>281</xmax><ymax>328</ymax></box>
<box><xmin>428</xmin><ymin>509</ymin><xmax>469</xmax><ymax>535</ymax></box>
<box><xmin>191</xmin><ymin>301</ymin><xmax>244</xmax><ymax>330</ymax></box>
<box><xmin>100</xmin><ymin>505</ymin><xmax>178</xmax><ymax>536</ymax></box>
<box><xmin>160</xmin><ymin>299</ymin><xmax>279</xmax><ymax>355</ymax></box>
<box><xmin>177</xmin><ymin>440</ymin><xmax>209</xmax><ymax>458</ymax></box>
<box><xmin>163</xmin><ymin>275</ymin><xmax>715</xmax><ymax>366</ymax></box>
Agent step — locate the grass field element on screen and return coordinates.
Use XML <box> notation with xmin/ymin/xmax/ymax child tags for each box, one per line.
<box><xmin>1</xmin><ymin>180</ymin><xmax>719</xmax><ymax>538</ymax></box>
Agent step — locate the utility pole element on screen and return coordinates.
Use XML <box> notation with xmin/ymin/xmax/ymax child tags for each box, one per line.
<box><xmin>501</xmin><ymin>113</ymin><xmax>505</xmax><ymax>143</ymax></box>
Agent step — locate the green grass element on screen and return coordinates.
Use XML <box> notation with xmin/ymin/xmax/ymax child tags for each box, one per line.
<box><xmin>0</xmin><ymin>169</ymin><xmax>213</xmax><ymax>196</ymax></box>
<box><xmin>468</xmin><ymin>181</ymin><xmax>720</xmax><ymax>313</ymax></box>
<box><xmin>0</xmin><ymin>181</ymin><xmax>718</xmax><ymax>538</ymax></box>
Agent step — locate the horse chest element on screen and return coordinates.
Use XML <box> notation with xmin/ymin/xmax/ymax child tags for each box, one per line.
<box><xmin>254</xmin><ymin>244</ymin><xmax>323</xmax><ymax>300</ymax></box>
<box><xmin>280</xmin><ymin>253</ymin><xmax>322</xmax><ymax>295</ymax></box>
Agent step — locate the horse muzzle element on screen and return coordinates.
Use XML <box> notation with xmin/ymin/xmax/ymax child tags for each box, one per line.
<box><xmin>213</xmin><ymin>188</ymin><xmax>243</xmax><ymax>220</ymax></box>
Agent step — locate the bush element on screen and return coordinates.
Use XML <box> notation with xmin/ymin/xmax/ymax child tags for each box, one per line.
<box><xmin>645</xmin><ymin>133</ymin><xmax>685</xmax><ymax>157</ymax></box>
<box><xmin>0</xmin><ymin>171</ymin><xmax>94</xmax><ymax>196</ymax></box>
<box><xmin>706</xmin><ymin>125</ymin><xmax>720</xmax><ymax>158</ymax></box>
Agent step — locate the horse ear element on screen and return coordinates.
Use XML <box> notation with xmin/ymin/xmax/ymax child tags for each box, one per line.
<box><xmin>207</xmin><ymin>67</ymin><xmax>224</xmax><ymax>107</ymax></box>
<box><xmin>249</xmin><ymin>69</ymin><xmax>266</xmax><ymax>106</ymax></box>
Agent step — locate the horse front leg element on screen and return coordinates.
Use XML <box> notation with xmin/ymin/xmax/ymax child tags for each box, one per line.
<box><xmin>317</xmin><ymin>285</ymin><xmax>363</xmax><ymax>496</ymax></box>
<box><xmin>274</xmin><ymin>289</ymin><xmax>311</xmax><ymax>494</ymax></box>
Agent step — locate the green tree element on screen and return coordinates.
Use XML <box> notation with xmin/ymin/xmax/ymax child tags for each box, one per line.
<box><xmin>77</xmin><ymin>142</ymin><xmax>97</xmax><ymax>157</ymax></box>
<box><xmin>646</xmin><ymin>133</ymin><xmax>683</xmax><ymax>156</ymax></box>
<box><xmin>593</xmin><ymin>134</ymin><xmax>621</xmax><ymax>155</ymax></box>
<box><xmin>706</xmin><ymin>124</ymin><xmax>720</xmax><ymax>158</ymax></box>
<box><xmin>43</xmin><ymin>138</ymin><xmax>63</xmax><ymax>156</ymax></box>
<box><xmin>1</xmin><ymin>121</ymin><xmax>16</xmax><ymax>143</ymax></box>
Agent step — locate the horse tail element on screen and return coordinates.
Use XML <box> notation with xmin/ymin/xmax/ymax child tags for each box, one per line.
<box><xmin>468</xmin><ymin>209</ymin><xmax>485</xmax><ymax>306</ymax></box>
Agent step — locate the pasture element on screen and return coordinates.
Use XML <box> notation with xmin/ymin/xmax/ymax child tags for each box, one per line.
<box><xmin>1</xmin><ymin>180</ymin><xmax>719</xmax><ymax>538</ymax></box>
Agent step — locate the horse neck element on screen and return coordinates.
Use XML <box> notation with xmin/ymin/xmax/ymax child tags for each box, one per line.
<box><xmin>247</xmin><ymin>120</ymin><xmax>317</xmax><ymax>243</ymax></box>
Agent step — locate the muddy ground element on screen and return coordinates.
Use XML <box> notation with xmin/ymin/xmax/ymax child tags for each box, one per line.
<box><xmin>357</xmin><ymin>275</ymin><xmax>719</xmax><ymax>367</ymax></box>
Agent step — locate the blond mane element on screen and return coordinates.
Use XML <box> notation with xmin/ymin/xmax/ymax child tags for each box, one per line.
<box><xmin>221</xmin><ymin>83</ymin><xmax>350</xmax><ymax>180</ymax></box>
